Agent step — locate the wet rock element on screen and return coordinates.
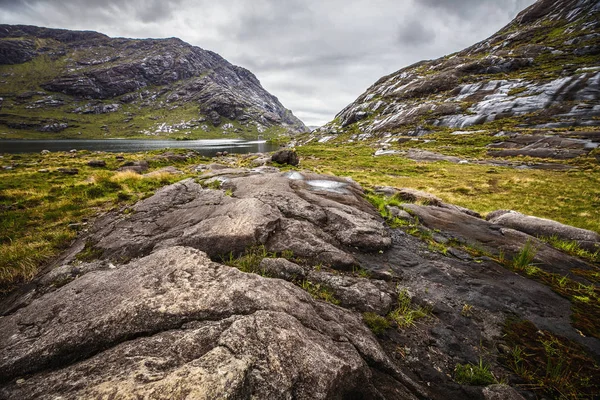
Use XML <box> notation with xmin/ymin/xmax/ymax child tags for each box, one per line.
<box><xmin>0</xmin><ymin>246</ymin><xmax>426</xmax><ymax>399</ymax></box>
<box><xmin>402</xmin><ymin>204</ymin><xmax>594</xmax><ymax>276</ymax></box>
<box><xmin>271</xmin><ymin>149</ymin><xmax>299</xmax><ymax>166</ymax></box>
<box><xmin>87</xmin><ymin>160</ymin><xmax>106</xmax><ymax>167</ymax></box>
<box><xmin>487</xmin><ymin>210</ymin><xmax>600</xmax><ymax>252</ymax></box>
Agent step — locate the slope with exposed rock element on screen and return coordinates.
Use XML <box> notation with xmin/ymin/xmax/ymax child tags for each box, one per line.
<box><xmin>0</xmin><ymin>25</ymin><xmax>307</xmax><ymax>139</ymax></box>
<box><xmin>311</xmin><ymin>0</ymin><xmax>600</xmax><ymax>161</ymax></box>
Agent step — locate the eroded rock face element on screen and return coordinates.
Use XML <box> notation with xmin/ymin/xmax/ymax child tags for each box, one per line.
<box><xmin>78</xmin><ymin>172</ymin><xmax>390</xmax><ymax>268</ymax></box>
<box><xmin>0</xmin><ymin>246</ymin><xmax>425</xmax><ymax>399</ymax></box>
<box><xmin>0</xmin><ymin>25</ymin><xmax>307</xmax><ymax>136</ymax></box>
<box><xmin>311</xmin><ymin>0</ymin><xmax>600</xmax><ymax>143</ymax></box>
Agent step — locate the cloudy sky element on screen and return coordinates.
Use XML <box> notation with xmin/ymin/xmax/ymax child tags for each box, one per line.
<box><xmin>0</xmin><ymin>0</ymin><xmax>536</xmax><ymax>126</ymax></box>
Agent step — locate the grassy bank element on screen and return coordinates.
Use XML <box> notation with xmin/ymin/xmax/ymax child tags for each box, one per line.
<box><xmin>296</xmin><ymin>143</ymin><xmax>600</xmax><ymax>234</ymax></box>
<box><xmin>0</xmin><ymin>149</ymin><xmax>204</xmax><ymax>292</ymax></box>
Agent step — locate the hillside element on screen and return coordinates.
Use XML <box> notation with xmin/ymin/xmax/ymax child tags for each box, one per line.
<box><xmin>0</xmin><ymin>25</ymin><xmax>307</xmax><ymax>139</ymax></box>
<box><xmin>310</xmin><ymin>0</ymin><xmax>600</xmax><ymax>164</ymax></box>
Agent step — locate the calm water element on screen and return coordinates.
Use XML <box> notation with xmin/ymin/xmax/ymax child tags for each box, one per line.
<box><xmin>0</xmin><ymin>139</ymin><xmax>279</xmax><ymax>156</ymax></box>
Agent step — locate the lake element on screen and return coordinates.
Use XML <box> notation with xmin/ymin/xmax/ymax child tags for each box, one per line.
<box><xmin>0</xmin><ymin>139</ymin><xmax>279</xmax><ymax>156</ymax></box>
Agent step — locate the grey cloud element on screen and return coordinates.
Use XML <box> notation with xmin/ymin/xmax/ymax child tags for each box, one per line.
<box><xmin>397</xmin><ymin>19</ymin><xmax>436</xmax><ymax>46</ymax></box>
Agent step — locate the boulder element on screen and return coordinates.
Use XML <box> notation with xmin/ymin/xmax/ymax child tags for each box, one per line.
<box><xmin>271</xmin><ymin>149</ymin><xmax>299</xmax><ymax>166</ymax></box>
<box><xmin>87</xmin><ymin>160</ymin><xmax>106</xmax><ymax>167</ymax></box>
<box><xmin>0</xmin><ymin>246</ymin><xmax>426</xmax><ymax>400</ymax></box>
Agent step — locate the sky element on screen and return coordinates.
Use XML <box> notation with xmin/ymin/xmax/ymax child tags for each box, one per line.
<box><xmin>0</xmin><ymin>0</ymin><xmax>537</xmax><ymax>126</ymax></box>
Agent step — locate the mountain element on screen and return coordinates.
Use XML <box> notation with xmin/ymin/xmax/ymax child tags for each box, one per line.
<box><xmin>313</xmin><ymin>0</ymin><xmax>600</xmax><ymax>145</ymax></box>
<box><xmin>0</xmin><ymin>25</ymin><xmax>307</xmax><ymax>139</ymax></box>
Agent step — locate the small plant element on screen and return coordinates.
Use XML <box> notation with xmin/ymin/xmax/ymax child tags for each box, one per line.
<box><xmin>388</xmin><ymin>289</ymin><xmax>432</xmax><ymax>329</ymax></box>
<box><xmin>363</xmin><ymin>312</ymin><xmax>391</xmax><ymax>335</ymax></box>
<box><xmin>353</xmin><ymin>266</ymin><xmax>372</xmax><ymax>278</ymax></box>
<box><xmin>454</xmin><ymin>359</ymin><xmax>497</xmax><ymax>386</ymax></box>
<box><xmin>224</xmin><ymin>189</ymin><xmax>233</xmax><ymax>197</ymax></box>
<box><xmin>461</xmin><ymin>303</ymin><xmax>474</xmax><ymax>317</ymax></box>
<box><xmin>300</xmin><ymin>280</ymin><xmax>340</xmax><ymax>305</ymax></box>
<box><xmin>512</xmin><ymin>241</ymin><xmax>537</xmax><ymax>271</ymax></box>
<box><xmin>223</xmin><ymin>245</ymin><xmax>273</xmax><ymax>275</ymax></box>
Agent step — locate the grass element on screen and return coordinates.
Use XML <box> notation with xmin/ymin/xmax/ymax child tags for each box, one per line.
<box><xmin>542</xmin><ymin>236</ymin><xmax>600</xmax><ymax>264</ymax></box>
<box><xmin>388</xmin><ymin>289</ymin><xmax>432</xmax><ymax>329</ymax></box>
<box><xmin>454</xmin><ymin>359</ymin><xmax>497</xmax><ymax>386</ymax></box>
<box><xmin>512</xmin><ymin>241</ymin><xmax>537</xmax><ymax>271</ymax></box>
<box><xmin>299</xmin><ymin>280</ymin><xmax>340</xmax><ymax>305</ymax></box>
<box><xmin>0</xmin><ymin>149</ymin><xmax>204</xmax><ymax>292</ymax></box>
<box><xmin>363</xmin><ymin>312</ymin><xmax>391</xmax><ymax>335</ymax></box>
<box><xmin>502</xmin><ymin>319</ymin><xmax>600</xmax><ymax>399</ymax></box>
<box><xmin>297</xmin><ymin>143</ymin><xmax>600</xmax><ymax>234</ymax></box>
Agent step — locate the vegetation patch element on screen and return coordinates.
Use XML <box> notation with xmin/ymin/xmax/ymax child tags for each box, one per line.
<box><xmin>454</xmin><ymin>359</ymin><xmax>497</xmax><ymax>386</ymax></box>
<box><xmin>0</xmin><ymin>149</ymin><xmax>202</xmax><ymax>292</ymax></box>
<box><xmin>502</xmin><ymin>319</ymin><xmax>600</xmax><ymax>399</ymax></box>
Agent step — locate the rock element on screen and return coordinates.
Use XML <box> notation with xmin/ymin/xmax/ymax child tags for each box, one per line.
<box><xmin>259</xmin><ymin>258</ymin><xmax>307</xmax><ymax>281</ymax></box>
<box><xmin>56</xmin><ymin>168</ymin><xmax>78</xmax><ymax>175</ymax></box>
<box><xmin>0</xmin><ymin>246</ymin><xmax>426</xmax><ymax>399</ymax></box>
<box><xmin>40</xmin><ymin>150</ymin><xmax>50</xmax><ymax>155</ymax></box>
<box><xmin>271</xmin><ymin>149</ymin><xmax>299</xmax><ymax>166</ymax></box>
<box><xmin>374</xmin><ymin>186</ymin><xmax>481</xmax><ymax>218</ymax></box>
<box><xmin>37</xmin><ymin>169</ymin><xmax>49</xmax><ymax>173</ymax></box>
<box><xmin>39</xmin><ymin>123</ymin><xmax>68</xmax><ymax>132</ymax></box>
<box><xmin>487</xmin><ymin>210</ymin><xmax>600</xmax><ymax>252</ymax></box>
<box><xmin>118</xmin><ymin>160</ymin><xmax>149</xmax><ymax>173</ymax></box>
<box><xmin>87</xmin><ymin>160</ymin><xmax>106</xmax><ymax>167</ymax></box>
<box><xmin>307</xmin><ymin>270</ymin><xmax>396</xmax><ymax>315</ymax></box>
<box><xmin>64</xmin><ymin>172</ymin><xmax>390</xmax><ymax>270</ymax></box>
<box><xmin>482</xmin><ymin>384</ymin><xmax>526</xmax><ymax>400</ymax></box>
<box><xmin>406</xmin><ymin>149</ymin><xmax>463</xmax><ymax>163</ymax></box>
<box><xmin>402</xmin><ymin>203</ymin><xmax>594</xmax><ymax>276</ymax></box>
<box><xmin>215</xmin><ymin>151</ymin><xmax>223</xmax><ymax>157</ymax></box>
<box><xmin>143</xmin><ymin>166</ymin><xmax>184</xmax><ymax>177</ymax></box>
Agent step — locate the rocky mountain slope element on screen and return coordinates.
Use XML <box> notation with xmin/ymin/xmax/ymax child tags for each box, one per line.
<box><xmin>311</xmin><ymin>0</ymin><xmax>600</xmax><ymax>148</ymax></box>
<box><xmin>0</xmin><ymin>160</ymin><xmax>598</xmax><ymax>399</ymax></box>
<box><xmin>0</xmin><ymin>25</ymin><xmax>307</xmax><ymax>139</ymax></box>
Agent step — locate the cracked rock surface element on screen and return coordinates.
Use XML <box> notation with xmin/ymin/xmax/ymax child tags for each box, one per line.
<box><xmin>77</xmin><ymin>172</ymin><xmax>391</xmax><ymax>268</ymax></box>
<box><xmin>0</xmin><ymin>246</ymin><xmax>424</xmax><ymax>399</ymax></box>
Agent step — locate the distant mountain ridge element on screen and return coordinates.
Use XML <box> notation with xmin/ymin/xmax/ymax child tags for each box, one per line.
<box><xmin>0</xmin><ymin>25</ymin><xmax>307</xmax><ymax>139</ymax></box>
<box><xmin>312</xmin><ymin>0</ymin><xmax>600</xmax><ymax>142</ymax></box>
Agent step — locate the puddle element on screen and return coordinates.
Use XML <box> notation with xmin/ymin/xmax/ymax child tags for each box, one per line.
<box><xmin>306</xmin><ymin>180</ymin><xmax>349</xmax><ymax>194</ymax></box>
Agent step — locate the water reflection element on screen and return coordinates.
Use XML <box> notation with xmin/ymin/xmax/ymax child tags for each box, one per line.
<box><xmin>0</xmin><ymin>139</ymin><xmax>279</xmax><ymax>155</ymax></box>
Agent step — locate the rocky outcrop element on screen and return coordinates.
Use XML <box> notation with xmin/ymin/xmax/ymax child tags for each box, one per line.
<box><xmin>70</xmin><ymin>170</ymin><xmax>390</xmax><ymax>269</ymax></box>
<box><xmin>0</xmin><ymin>25</ymin><xmax>307</xmax><ymax>138</ymax></box>
<box><xmin>0</xmin><ymin>246</ymin><xmax>424</xmax><ymax>399</ymax></box>
<box><xmin>1</xmin><ymin>169</ymin><xmax>599</xmax><ymax>399</ymax></box>
<box><xmin>312</xmin><ymin>0</ymin><xmax>600</xmax><ymax>143</ymax></box>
